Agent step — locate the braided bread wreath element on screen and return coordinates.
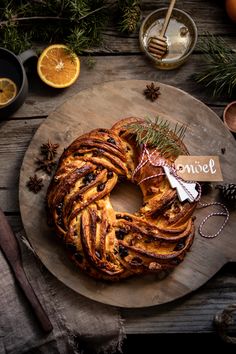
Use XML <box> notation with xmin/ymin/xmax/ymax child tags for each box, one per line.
<box><xmin>46</xmin><ymin>117</ymin><xmax>197</xmax><ymax>281</ymax></box>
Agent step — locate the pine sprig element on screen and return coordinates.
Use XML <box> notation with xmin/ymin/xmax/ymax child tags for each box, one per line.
<box><xmin>193</xmin><ymin>32</ymin><xmax>236</xmax><ymax>97</ymax></box>
<box><xmin>127</xmin><ymin>117</ymin><xmax>187</xmax><ymax>158</ymax></box>
<box><xmin>118</xmin><ymin>0</ymin><xmax>141</xmax><ymax>33</ymax></box>
<box><xmin>66</xmin><ymin>28</ymin><xmax>90</xmax><ymax>54</ymax></box>
<box><xmin>0</xmin><ymin>0</ymin><xmax>109</xmax><ymax>55</ymax></box>
<box><xmin>2</xmin><ymin>22</ymin><xmax>31</xmax><ymax>53</ymax></box>
<box><xmin>0</xmin><ymin>1</ymin><xmax>144</xmax><ymax>53</ymax></box>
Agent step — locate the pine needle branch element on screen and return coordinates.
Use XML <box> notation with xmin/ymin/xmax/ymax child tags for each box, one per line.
<box><xmin>193</xmin><ymin>32</ymin><xmax>236</xmax><ymax>97</ymax></box>
<box><xmin>0</xmin><ymin>5</ymin><xmax>109</xmax><ymax>27</ymax></box>
<box><xmin>127</xmin><ymin>117</ymin><xmax>187</xmax><ymax>158</ymax></box>
<box><xmin>0</xmin><ymin>0</ymin><xmax>111</xmax><ymax>54</ymax></box>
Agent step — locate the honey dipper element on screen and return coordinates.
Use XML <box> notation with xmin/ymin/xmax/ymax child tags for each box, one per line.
<box><xmin>148</xmin><ymin>0</ymin><xmax>176</xmax><ymax>59</ymax></box>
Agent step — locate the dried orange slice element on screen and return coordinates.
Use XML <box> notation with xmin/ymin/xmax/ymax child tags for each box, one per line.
<box><xmin>0</xmin><ymin>78</ymin><xmax>17</xmax><ymax>107</ymax></box>
<box><xmin>37</xmin><ymin>44</ymin><xmax>80</xmax><ymax>88</ymax></box>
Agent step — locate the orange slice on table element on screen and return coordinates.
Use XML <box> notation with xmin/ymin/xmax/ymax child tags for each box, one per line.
<box><xmin>37</xmin><ymin>44</ymin><xmax>80</xmax><ymax>88</ymax></box>
<box><xmin>0</xmin><ymin>78</ymin><xmax>17</xmax><ymax>107</ymax></box>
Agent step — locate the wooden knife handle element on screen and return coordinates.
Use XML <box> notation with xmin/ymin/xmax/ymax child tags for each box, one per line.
<box><xmin>0</xmin><ymin>208</ymin><xmax>53</xmax><ymax>333</ymax></box>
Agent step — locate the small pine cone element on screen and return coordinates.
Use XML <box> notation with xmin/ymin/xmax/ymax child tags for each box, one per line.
<box><xmin>216</xmin><ymin>183</ymin><xmax>236</xmax><ymax>201</ymax></box>
<box><xmin>119</xmin><ymin>1</ymin><xmax>141</xmax><ymax>33</ymax></box>
<box><xmin>124</xmin><ymin>6</ymin><xmax>141</xmax><ymax>32</ymax></box>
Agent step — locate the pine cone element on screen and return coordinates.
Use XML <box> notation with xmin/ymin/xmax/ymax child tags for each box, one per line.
<box><xmin>216</xmin><ymin>183</ymin><xmax>236</xmax><ymax>202</ymax></box>
<box><xmin>123</xmin><ymin>5</ymin><xmax>141</xmax><ymax>32</ymax></box>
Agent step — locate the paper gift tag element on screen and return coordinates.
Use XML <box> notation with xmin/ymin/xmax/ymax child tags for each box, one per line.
<box><xmin>175</xmin><ymin>156</ymin><xmax>223</xmax><ymax>182</ymax></box>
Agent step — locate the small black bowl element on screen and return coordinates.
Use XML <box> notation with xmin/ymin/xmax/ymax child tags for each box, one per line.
<box><xmin>0</xmin><ymin>47</ymin><xmax>37</xmax><ymax>118</ymax></box>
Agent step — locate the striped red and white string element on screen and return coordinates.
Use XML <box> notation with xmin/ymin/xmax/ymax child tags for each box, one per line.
<box><xmin>132</xmin><ymin>144</ymin><xmax>229</xmax><ymax>239</ymax></box>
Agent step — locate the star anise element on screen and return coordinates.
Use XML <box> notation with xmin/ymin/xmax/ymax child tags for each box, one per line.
<box><xmin>40</xmin><ymin>140</ymin><xmax>59</xmax><ymax>160</ymax></box>
<box><xmin>144</xmin><ymin>82</ymin><xmax>161</xmax><ymax>102</ymax></box>
<box><xmin>35</xmin><ymin>158</ymin><xmax>56</xmax><ymax>175</ymax></box>
<box><xmin>26</xmin><ymin>174</ymin><xmax>44</xmax><ymax>193</ymax></box>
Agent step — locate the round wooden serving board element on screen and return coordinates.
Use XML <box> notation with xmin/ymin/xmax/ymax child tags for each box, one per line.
<box><xmin>19</xmin><ymin>80</ymin><xmax>236</xmax><ymax>308</ymax></box>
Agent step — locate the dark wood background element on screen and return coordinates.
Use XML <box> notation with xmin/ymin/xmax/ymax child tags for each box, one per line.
<box><xmin>1</xmin><ymin>0</ymin><xmax>236</xmax><ymax>349</ymax></box>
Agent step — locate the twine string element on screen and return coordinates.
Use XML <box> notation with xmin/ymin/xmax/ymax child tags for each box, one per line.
<box><xmin>132</xmin><ymin>144</ymin><xmax>229</xmax><ymax>239</ymax></box>
<box><xmin>197</xmin><ymin>200</ymin><xmax>230</xmax><ymax>238</ymax></box>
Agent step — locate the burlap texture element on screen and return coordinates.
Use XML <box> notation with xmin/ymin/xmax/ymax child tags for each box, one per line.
<box><xmin>0</xmin><ymin>231</ymin><xmax>125</xmax><ymax>354</ymax></box>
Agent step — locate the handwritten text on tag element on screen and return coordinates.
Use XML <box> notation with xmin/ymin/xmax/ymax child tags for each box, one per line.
<box><xmin>175</xmin><ymin>156</ymin><xmax>223</xmax><ymax>182</ymax></box>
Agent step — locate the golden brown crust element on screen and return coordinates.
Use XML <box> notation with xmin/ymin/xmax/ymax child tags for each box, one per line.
<box><xmin>46</xmin><ymin>117</ymin><xmax>197</xmax><ymax>281</ymax></box>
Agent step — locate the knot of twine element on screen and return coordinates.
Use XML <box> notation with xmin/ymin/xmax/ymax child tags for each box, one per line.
<box><xmin>132</xmin><ymin>144</ymin><xmax>229</xmax><ymax>239</ymax></box>
<box><xmin>214</xmin><ymin>304</ymin><xmax>236</xmax><ymax>344</ymax></box>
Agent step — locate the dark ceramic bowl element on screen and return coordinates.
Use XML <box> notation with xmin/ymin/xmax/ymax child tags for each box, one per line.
<box><xmin>0</xmin><ymin>47</ymin><xmax>37</xmax><ymax>118</ymax></box>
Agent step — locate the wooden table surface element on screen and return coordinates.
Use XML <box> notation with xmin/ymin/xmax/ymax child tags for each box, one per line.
<box><xmin>1</xmin><ymin>0</ymin><xmax>236</xmax><ymax>338</ymax></box>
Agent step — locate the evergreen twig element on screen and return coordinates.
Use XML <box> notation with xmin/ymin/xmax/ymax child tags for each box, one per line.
<box><xmin>0</xmin><ymin>1</ymin><xmax>144</xmax><ymax>55</ymax></box>
<box><xmin>127</xmin><ymin>117</ymin><xmax>187</xmax><ymax>158</ymax></box>
<box><xmin>0</xmin><ymin>4</ymin><xmax>109</xmax><ymax>26</ymax></box>
<box><xmin>193</xmin><ymin>32</ymin><xmax>236</xmax><ymax>97</ymax></box>
<box><xmin>0</xmin><ymin>0</ymin><xmax>111</xmax><ymax>54</ymax></box>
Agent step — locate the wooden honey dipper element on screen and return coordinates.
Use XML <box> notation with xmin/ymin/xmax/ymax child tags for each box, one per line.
<box><xmin>148</xmin><ymin>0</ymin><xmax>176</xmax><ymax>59</ymax></box>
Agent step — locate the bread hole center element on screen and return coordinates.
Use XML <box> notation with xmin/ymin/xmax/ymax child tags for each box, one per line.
<box><xmin>110</xmin><ymin>180</ymin><xmax>143</xmax><ymax>214</ymax></box>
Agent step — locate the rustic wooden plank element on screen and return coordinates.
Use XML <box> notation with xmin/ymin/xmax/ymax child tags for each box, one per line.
<box><xmin>99</xmin><ymin>0</ymin><xmax>236</xmax><ymax>54</ymax></box>
<box><xmin>102</xmin><ymin>30</ymin><xmax>235</xmax><ymax>56</ymax></box>
<box><xmin>1</xmin><ymin>2</ymin><xmax>233</xmax><ymax>60</ymax></box>
<box><xmin>122</xmin><ymin>270</ymin><xmax>236</xmax><ymax>334</ymax></box>
<box><xmin>1</xmin><ymin>1</ymin><xmax>234</xmax><ymax>59</ymax></box>
<box><xmin>99</xmin><ymin>0</ymin><xmax>236</xmax><ymax>52</ymax></box>
<box><xmin>4</xmin><ymin>54</ymin><xmax>232</xmax><ymax>120</ymax></box>
<box><xmin>0</xmin><ymin>189</ymin><xmax>19</xmax><ymax>213</ymax></box>
<box><xmin>0</xmin><ymin>119</ymin><xmax>44</xmax><ymax>187</ymax></box>
<box><xmin>140</xmin><ymin>0</ymin><xmax>236</xmax><ymax>34</ymax></box>
<box><xmin>100</xmin><ymin>31</ymin><xmax>236</xmax><ymax>55</ymax></box>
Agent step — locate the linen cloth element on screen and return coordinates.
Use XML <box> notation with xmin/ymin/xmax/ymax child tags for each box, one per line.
<box><xmin>0</xmin><ymin>230</ymin><xmax>125</xmax><ymax>354</ymax></box>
